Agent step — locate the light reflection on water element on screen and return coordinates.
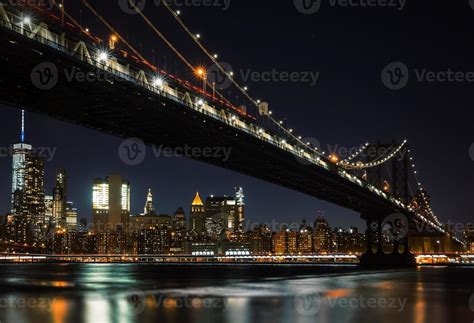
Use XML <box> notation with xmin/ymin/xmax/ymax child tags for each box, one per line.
<box><xmin>0</xmin><ymin>264</ymin><xmax>472</xmax><ymax>323</ymax></box>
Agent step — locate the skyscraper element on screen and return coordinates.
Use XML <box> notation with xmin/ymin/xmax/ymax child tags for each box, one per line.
<box><xmin>11</xmin><ymin>110</ymin><xmax>32</xmax><ymax>211</ymax></box>
<box><xmin>173</xmin><ymin>207</ymin><xmax>186</xmax><ymax>231</ymax></box>
<box><xmin>52</xmin><ymin>169</ymin><xmax>67</xmax><ymax>228</ymax></box>
<box><xmin>143</xmin><ymin>189</ymin><xmax>155</xmax><ymax>215</ymax></box>
<box><xmin>313</xmin><ymin>216</ymin><xmax>330</xmax><ymax>253</ymax></box>
<box><xmin>93</xmin><ymin>175</ymin><xmax>130</xmax><ymax>232</ymax></box>
<box><xmin>65</xmin><ymin>201</ymin><xmax>78</xmax><ymax>232</ymax></box>
<box><xmin>189</xmin><ymin>192</ymin><xmax>205</xmax><ymax>233</ymax></box>
<box><xmin>235</xmin><ymin>187</ymin><xmax>245</xmax><ymax>232</ymax></box>
<box><xmin>44</xmin><ymin>195</ymin><xmax>53</xmax><ymax>224</ymax></box>
<box><xmin>12</xmin><ymin>154</ymin><xmax>45</xmax><ymax>244</ymax></box>
<box><xmin>10</xmin><ymin>111</ymin><xmax>45</xmax><ymax>244</ymax></box>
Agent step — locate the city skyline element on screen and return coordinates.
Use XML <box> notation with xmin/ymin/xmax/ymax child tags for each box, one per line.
<box><xmin>0</xmin><ymin>2</ymin><xmax>473</xmax><ymax>323</ymax></box>
<box><xmin>0</xmin><ymin>107</ymin><xmax>369</xmax><ymax>228</ymax></box>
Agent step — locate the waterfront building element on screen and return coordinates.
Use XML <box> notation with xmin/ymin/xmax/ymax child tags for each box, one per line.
<box><xmin>189</xmin><ymin>192</ymin><xmax>205</xmax><ymax>234</ymax></box>
<box><xmin>65</xmin><ymin>201</ymin><xmax>78</xmax><ymax>232</ymax></box>
<box><xmin>143</xmin><ymin>188</ymin><xmax>155</xmax><ymax>215</ymax></box>
<box><xmin>92</xmin><ymin>175</ymin><xmax>130</xmax><ymax>232</ymax></box>
<box><xmin>298</xmin><ymin>227</ymin><xmax>313</xmax><ymax>254</ymax></box>
<box><xmin>173</xmin><ymin>207</ymin><xmax>187</xmax><ymax>231</ymax></box>
<box><xmin>272</xmin><ymin>229</ymin><xmax>287</xmax><ymax>255</ymax></box>
<box><xmin>11</xmin><ymin>110</ymin><xmax>32</xmax><ymax>210</ymax></box>
<box><xmin>313</xmin><ymin>216</ymin><xmax>331</xmax><ymax>253</ymax></box>
<box><xmin>52</xmin><ymin>169</ymin><xmax>67</xmax><ymax>228</ymax></box>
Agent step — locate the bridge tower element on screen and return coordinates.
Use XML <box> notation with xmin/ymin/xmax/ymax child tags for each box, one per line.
<box><xmin>361</xmin><ymin>142</ymin><xmax>415</xmax><ymax>267</ymax></box>
<box><xmin>366</xmin><ymin>142</ymin><xmax>409</xmax><ymax>203</ymax></box>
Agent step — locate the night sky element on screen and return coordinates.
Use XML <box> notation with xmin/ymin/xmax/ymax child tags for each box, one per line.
<box><xmin>0</xmin><ymin>0</ymin><xmax>473</xmax><ymax>232</ymax></box>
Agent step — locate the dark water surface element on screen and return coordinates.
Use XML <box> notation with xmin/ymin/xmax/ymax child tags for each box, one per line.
<box><xmin>0</xmin><ymin>264</ymin><xmax>472</xmax><ymax>323</ymax></box>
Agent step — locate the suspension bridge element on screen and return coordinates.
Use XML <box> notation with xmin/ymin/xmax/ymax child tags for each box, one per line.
<box><xmin>0</xmin><ymin>2</ymin><xmax>463</xmax><ymax>266</ymax></box>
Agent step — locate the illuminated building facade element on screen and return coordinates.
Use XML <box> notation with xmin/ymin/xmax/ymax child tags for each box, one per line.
<box><xmin>65</xmin><ymin>201</ymin><xmax>78</xmax><ymax>232</ymax></box>
<box><xmin>143</xmin><ymin>188</ymin><xmax>155</xmax><ymax>215</ymax></box>
<box><xmin>298</xmin><ymin>228</ymin><xmax>313</xmax><ymax>254</ymax></box>
<box><xmin>52</xmin><ymin>169</ymin><xmax>67</xmax><ymax>228</ymax></box>
<box><xmin>272</xmin><ymin>229</ymin><xmax>287</xmax><ymax>255</ymax></box>
<box><xmin>173</xmin><ymin>207</ymin><xmax>186</xmax><ymax>231</ymax></box>
<box><xmin>313</xmin><ymin>216</ymin><xmax>331</xmax><ymax>253</ymax></box>
<box><xmin>189</xmin><ymin>192</ymin><xmax>205</xmax><ymax>234</ymax></box>
<box><xmin>93</xmin><ymin>175</ymin><xmax>130</xmax><ymax>232</ymax></box>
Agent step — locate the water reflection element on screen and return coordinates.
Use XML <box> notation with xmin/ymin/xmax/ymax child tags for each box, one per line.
<box><xmin>0</xmin><ymin>264</ymin><xmax>471</xmax><ymax>323</ymax></box>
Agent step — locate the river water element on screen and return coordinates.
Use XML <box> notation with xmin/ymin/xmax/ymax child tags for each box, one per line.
<box><xmin>0</xmin><ymin>264</ymin><xmax>472</xmax><ymax>323</ymax></box>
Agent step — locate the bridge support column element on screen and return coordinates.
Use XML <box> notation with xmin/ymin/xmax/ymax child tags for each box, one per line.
<box><xmin>376</xmin><ymin>219</ymin><xmax>383</xmax><ymax>254</ymax></box>
<box><xmin>360</xmin><ymin>213</ymin><xmax>416</xmax><ymax>268</ymax></box>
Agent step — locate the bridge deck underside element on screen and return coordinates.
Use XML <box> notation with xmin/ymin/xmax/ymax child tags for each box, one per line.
<box><xmin>0</xmin><ymin>27</ymin><xmax>405</xmax><ymax>216</ymax></box>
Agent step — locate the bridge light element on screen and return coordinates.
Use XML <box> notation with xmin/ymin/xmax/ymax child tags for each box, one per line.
<box><xmin>244</xmin><ymin>86</ymin><xmax>248</xmax><ymax>91</ymax></box>
<box><xmin>153</xmin><ymin>77</ymin><xmax>164</xmax><ymax>88</ymax></box>
<box><xmin>213</xmin><ymin>54</ymin><xmax>218</xmax><ymax>59</ymax></box>
<box><xmin>98</xmin><ymin>51</ymin><xmax>108</xmax><ymax>62</ymax></box>
<box><xmin>23</xmin><ymin>17</ymin><xmax>31</xmax><ymax>25</ymax></box>
<box><xmin>176</xmin><ymin>10</ymin><xmax>181</xmax><ymax>15</ymax></box>
<box><xmin>197</xmin><ymin>99</ymin><xmax>204</xmax><ymax>106</ymax></box>
<box><xmin>195</xmin><ymin>67</ymin><xmax>206</xmax><ymax>78</ymax></box>
<box><xmin>196</xmin><ymin>33</ymin><xmax>201</xmax><ymax>39</ymax></box>
<box><xmin>329</xmin><ymin>154</ymin><xmax>339</xmax><ymax>163</ymax></box>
